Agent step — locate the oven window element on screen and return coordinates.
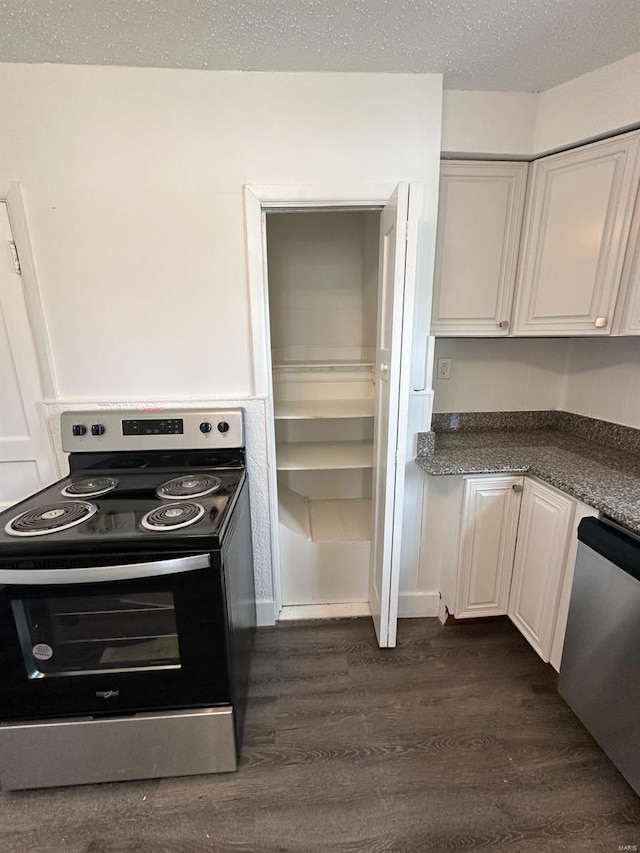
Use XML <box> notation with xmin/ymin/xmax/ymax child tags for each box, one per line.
<box><xmin>11</xmin><ymin>591</ymin><xmax>181</xmax><ymax>678</ymax></box>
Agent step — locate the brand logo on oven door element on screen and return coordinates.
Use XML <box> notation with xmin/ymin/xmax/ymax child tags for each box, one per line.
<box><xmin>95</xmin><ymin>690</ymin><xmax>120</xmax><ymax>699</ymax></box>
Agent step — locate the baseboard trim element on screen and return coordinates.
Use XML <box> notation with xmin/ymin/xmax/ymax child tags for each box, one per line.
<box><xmin>255</xmin><ymin>600</ymin><xmax>276</xmax><ymax>627</ymax></box>
<box><xmin>397</xmin><ymin>592</ymin><xmax>440</xmax><ymax>618</ymax></box>
<box><xmin>278</xmin><ymin>602</ymin><xmax>371</xmax><ymax>621</ymax></box>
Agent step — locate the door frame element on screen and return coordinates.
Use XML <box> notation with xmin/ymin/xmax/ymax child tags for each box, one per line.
<box><xmin>244</xmin><ymin>182</ymin><xmax>416</xmax><ymax>621</ymax></box>
<box><xmin>0</xmin><ymin>182</ymin><xmax>60</xmax><ymax>501</ymax></box>
<box><xmin>0</xmin><ymin>181</ymin><xmax>58</xmax><ymax>400</ymax></box>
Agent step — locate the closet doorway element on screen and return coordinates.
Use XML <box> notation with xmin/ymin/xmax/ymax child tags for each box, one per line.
<box><xmin>245</xmin><ymin>184</ymin><xmax>424</xmax><ymax>647</ymax></box>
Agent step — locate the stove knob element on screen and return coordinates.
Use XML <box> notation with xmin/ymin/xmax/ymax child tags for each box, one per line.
<box><xmin>91</xmin><ymin>424</ymin><xmax>106</xmax><ymax>436</ymax></box>
<box><xmin>72</xmin><ymin>424</ymin><xmax>87</xmax><ymax>437</ymax></box>
<box><xmin>217</xmin><ymin>421</ymin><xmax>230</xmax><ymax>434</ymax></box>
<box><xmin>199</xmin><ymin>421</ymin><xmax>213</xmax><ymax>434</ymax></box>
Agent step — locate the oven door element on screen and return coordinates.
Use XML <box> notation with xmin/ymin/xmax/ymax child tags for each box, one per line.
<box><xmin>0</xmin><ymin>553</ymin><xmax>231</xmax><ymax>721</ymax></box>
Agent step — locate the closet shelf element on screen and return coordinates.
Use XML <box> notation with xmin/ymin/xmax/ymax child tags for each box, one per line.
<box><xmin>276</xmin><ymin>441</ymin><xmax>373</xmax><ymax>471</ymax></box>
<box><xmin>272</xmin><ymin>360</ymin><xmax>374</xmax><ymax>371</ymax></box>
<box><xmin>274</xmin><ymin>399</ymin><xmax>374</xmax><ymax>420</ymax></box>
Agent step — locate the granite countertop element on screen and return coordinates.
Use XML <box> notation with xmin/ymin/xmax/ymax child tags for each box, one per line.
<box><xmin>416</xmin><ymin>421</ymin><xmax>640</xmax><ymax>535</ymax></box>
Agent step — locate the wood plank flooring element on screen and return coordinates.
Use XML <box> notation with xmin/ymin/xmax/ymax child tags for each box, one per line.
<box><xmin>2</xmin><ymin>618</ymin><xmax>638</xmax><ymax>852</ymax></box>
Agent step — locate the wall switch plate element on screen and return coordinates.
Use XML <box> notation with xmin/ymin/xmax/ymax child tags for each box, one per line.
<box><xmin>437</xmin><ymin>358</ymin><xmax>452</xmax><ymax>380</ymax></box>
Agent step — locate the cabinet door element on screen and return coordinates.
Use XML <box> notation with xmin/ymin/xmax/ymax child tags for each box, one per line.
<box><xmin>432</xmin><ymin>162</ymin><xmax>528</xmax><ymax>336</ymax></box>
<box><xmin>613</xmin><ymin>185</ymin><xmax>640</xmax><ymax>335</ymax></box>
<box><xmin>513</xmin><ymin>131</ymin><xmax>640</xmax><ymax>336</ymax></box>
<box><xmin>508</xmin><ymin>479</ymin><xmax>574</xmax><ymax>661</ymax></box>
<box><xmin>549</xmin><ymin>501</ymin><xmax>599</xmax><ymax>672</ymax></box>
<box><xmin>455</xmin><ymin>476</ymin><xmax>523</xmax><ymax>618</ymax></box>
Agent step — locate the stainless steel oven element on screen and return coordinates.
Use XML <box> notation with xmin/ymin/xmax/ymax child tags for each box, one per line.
<box><xmin>0</xmin><ymin>408</ymin><xmax>256</xmax><ymax>789</ymax></box>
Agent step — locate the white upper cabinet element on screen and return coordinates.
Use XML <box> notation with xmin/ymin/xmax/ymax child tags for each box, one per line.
<box><xmin>431</xmin><ymin>161</ymin><xmax>528</xmax><ymax>336</ymax></box>
<box><xmin>513</xmin><ymin>130</ymin><xmax>640</xmax><ymax>336</ymax></box>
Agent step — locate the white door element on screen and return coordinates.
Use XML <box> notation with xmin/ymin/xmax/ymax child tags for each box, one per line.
<box><xmin>0</xmin><ymin>201</ymin><xmax>58</xmax><ymax>509</ymax></box>
<box><xmin>370</xmin><ymin>183</ymin><xmax>419</xmax><ymax>647</ymax></box>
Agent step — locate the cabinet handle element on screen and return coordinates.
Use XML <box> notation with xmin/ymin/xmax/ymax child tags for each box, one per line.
<box><xmin>499</xmin><ymin>320</ymin><xmax>509</xmax><ymax>329</ymax></box>
<box><xmin>380</xmin><ymin>363</ymin><xmax>389</xmax><ymax>374</ymax></box>
<box><xmin>594</xmin><ymin>317</ymin><xmax>608</xmax><ymax>328</ymax></box>
<box><xmin>512</xmin><ymin>484</ymin><xmax>523</xmax><ymax>494</ymax></box>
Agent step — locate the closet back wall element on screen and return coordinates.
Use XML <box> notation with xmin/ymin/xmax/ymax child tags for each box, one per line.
<box><xmin>267</xmin><ymin>211</ymin><xmax>379</xmax><ymax>365</ymax></box>
<box><xmin>0</xmin><ymin>64</ymin><xmax>442</xmax><ymax>400</ymax></box>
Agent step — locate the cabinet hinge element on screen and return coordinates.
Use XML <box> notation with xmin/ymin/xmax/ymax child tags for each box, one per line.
<box><xmin>9</xmin><ymin>241</ymin><xmax>22</xmax><ymax>275</ymax></box>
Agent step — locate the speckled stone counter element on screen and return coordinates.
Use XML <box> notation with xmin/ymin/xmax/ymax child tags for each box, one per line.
<box><xmin>416</xmin><ymin>415</ymin><xmax>640</xmax><ymax>534</ymax></box>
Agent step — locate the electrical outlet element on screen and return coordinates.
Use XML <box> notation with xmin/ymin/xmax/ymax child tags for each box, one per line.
<box><xmin>437</xmin><ymin>357</ymin><xmax>452</xmax><ymax>380</ymax></box>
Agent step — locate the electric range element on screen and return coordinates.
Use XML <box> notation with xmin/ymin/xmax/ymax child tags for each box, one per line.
<box><xmin>0</xmin><ymin>408</ymin><xmax>256</xmax><ymax>790</ymax></box>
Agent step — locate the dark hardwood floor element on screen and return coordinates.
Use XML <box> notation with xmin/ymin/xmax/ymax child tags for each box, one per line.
<box><xmin>2</xmin><ymin>618</ymin><xmax>639</xmax><ymax>852</ymax></box>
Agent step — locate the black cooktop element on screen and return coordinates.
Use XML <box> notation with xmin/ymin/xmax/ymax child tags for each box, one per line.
<box><xmin>0</xmin><ymin>450</ymin><xmax>246</xmax><ymax>558</ymax></box>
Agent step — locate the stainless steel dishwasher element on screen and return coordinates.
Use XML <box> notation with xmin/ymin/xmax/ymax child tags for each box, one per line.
<box><xmin>558</xmin><ymin>516</ymin><xmax>640</xmax><ymax>796</ymax></box>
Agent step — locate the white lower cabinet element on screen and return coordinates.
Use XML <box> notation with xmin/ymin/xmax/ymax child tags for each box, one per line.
<box><xmin>446</xmin><ymin>474</ymin><xmax>597</xmax><ymax>668</ymax></box>
<box><xmin>455</xmin><ymin>476</ymin><xmax>523</xmax><ymax>618</ymax></box>
<box><xmin>507</xmin><ymin>479</ymin><xmax>574</xmax><ymax>662</ymax></box>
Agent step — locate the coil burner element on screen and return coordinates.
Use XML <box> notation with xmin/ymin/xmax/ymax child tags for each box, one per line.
<box><xmin>61</xmin><ymin>478</ymin><xmax>118</xmax><ymax>498</ymax></box>
<box><xmin>156</xmin><ymin>474</ymin><xmax>221</xmax><ymax>500</ymax></box>
<box><xmin>5</xmin><ymin>501</ymin><xmax>98</xmax><ymax>537</ymax></box>
<box><xmin>141</xmin><ymin>502</ymin><xmax>205</xmax><ymax>532</ymax></box>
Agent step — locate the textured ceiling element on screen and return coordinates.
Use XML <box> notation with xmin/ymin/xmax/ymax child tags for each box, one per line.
<box><xmin>0</xmin><ymin>0</ymin><xmax>638</xmax><ymax>92</ymax></box>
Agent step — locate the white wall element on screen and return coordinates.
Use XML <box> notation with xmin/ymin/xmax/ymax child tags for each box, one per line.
<box><xmin>441</xmin><ymin>91</ymin><xmax>537</xmax><ymax>157</ymax></box>
<box><xmin>432</xmin><ymin>338</ymin><xmax>570</xmax><ymax>413</ymax></box>
<box><xmin>441</xmin><ymin>52</ymin><xmax>640</xmax><ymax>157</ymax></box>
<box><xmin>534</xmin><ymin>53</ymin><xmax>640</xmax><ymax>154</ymax></box>
<box><xmin>0</xmin><ymin>63</ymin><xmax>442</xmax><ymax>401</ymax></box>
<box><xmin>562</xmin><ymin>337</ymin><xmax>640</xmax><ymax>428</ymax></box>
<box><xmin>431</xmin><ymin>336</ymin><xmax>640</xmax><ymax>429</ymax></box>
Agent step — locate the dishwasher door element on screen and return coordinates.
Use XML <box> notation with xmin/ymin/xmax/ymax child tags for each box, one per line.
<box><xmin>558</xmin><ymin>517</ymin><xmax>640</xmax><ymax>796</ymax></box>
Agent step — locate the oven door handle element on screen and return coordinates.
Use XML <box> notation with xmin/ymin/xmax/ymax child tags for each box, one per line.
<box><xmin>0</xmin><ymin>553</ymin><xmax>211</xmax><ymax>585</ymax></box>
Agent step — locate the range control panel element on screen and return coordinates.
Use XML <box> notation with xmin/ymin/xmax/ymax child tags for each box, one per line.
<box><xmin>61</xmin><ymin>409</ymin><xmax>244</xmax><ymax>452</ymax></box>
<box><xmin>122</xmin><ymin>418</ymin><xmax>184</xmax><ymax>436</ymax></box>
